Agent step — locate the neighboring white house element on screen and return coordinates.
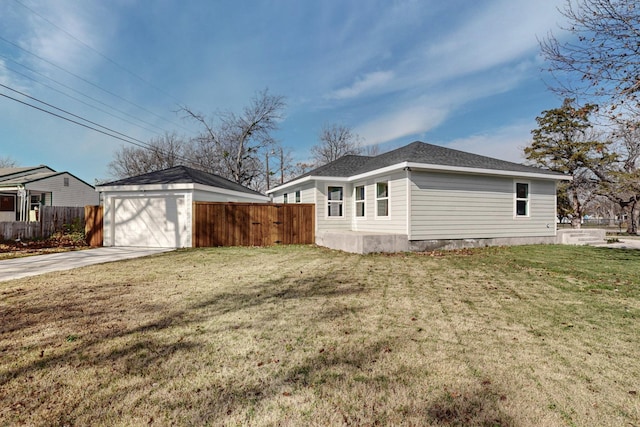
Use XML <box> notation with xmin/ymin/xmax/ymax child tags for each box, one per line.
<box><xmin>267</xmin><ymin>141</ymin><xmax>569</xmax><ymax>253</ymax></box>
<box><xmin>96</xmin><ymin>165</ymin><xmax>270</xmax><ymax>248</ymax></box>
<box><xmin>0</xmin><ymin>166</ymin><xmax>98</xmax><ymax>222</ymax></box>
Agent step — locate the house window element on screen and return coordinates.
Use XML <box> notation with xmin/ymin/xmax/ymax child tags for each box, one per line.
<box><xmin>295</xmin><ymin>190</ymin><xmax>301</xmax><ymax>203</ymax></box>
<box><xmin>63</xmin><ymin>177</ymin><xmax>69</xmax><ymax>187</ymax></box>
<box><xmin>515</xmin><ymin>182</ymin><xmax>529</xmax><ymax>217</ymax></box>
<box><xmin>283</xmin><ymin>193</ymin><xmax>288</xmax><ymax>204</ymax></box>
<box><xmin>327</xmin><ymin>186</ymin><xmax>344</xmax><ymax>217</ymax></box>
<box><xmin>355</xmin><ymin>185</ymin><xmax>365</xmax><ymax>217</ymax></box>
<box><xmin>376</xmin><ymin>182</ymin><xmax>389</xmax><ymax>217</ymax></box>
<box><xmin>0</xmin><ymin>195</ymin><xmax>15</xmax><ymax>212</ymax></box>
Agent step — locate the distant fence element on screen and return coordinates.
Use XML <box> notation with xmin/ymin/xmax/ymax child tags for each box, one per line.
<box><xmin>557</xmin><ymin>218</ymin><xmax>626</xmax><ymax>231</ymax></box>
<box><xmin>0</xmin><ymin>206</ymin><xmax>85</xmax><ymax>241</ymax></box>
<box><xmin>193</xmin><ymin>202</ymin><xmax>315</xmax><ymax>247</ymax></box>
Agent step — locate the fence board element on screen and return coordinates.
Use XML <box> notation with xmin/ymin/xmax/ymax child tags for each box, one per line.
<box><xmin>193</xmin><ymin>202</ymin><xmax>314</xmax><ymax>247</ymax></box>
<box><xmin>85</xmin><ymin>205</ymin><xmax>103</xmax><ymax>246</ymax></box>
<box><xmin>0</xmin><ymin>206</ymin><xmax>85</xmax><ymax>241</ymax></box>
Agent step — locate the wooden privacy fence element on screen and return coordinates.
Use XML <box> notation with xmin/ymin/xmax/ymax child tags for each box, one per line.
<box><xmin>193</xmin><ymin>202</ymin><xmax>315</xmax><ymax>247</ymax></box>
<box><xmin>0</xmin><ymin>206</ymin><xmax>85</xmax><ymax>240</ymax></box>
<box><xmin>84</xmin><ymin>205</ymin><xmax>103</xmax><ymax>247</ymax></box>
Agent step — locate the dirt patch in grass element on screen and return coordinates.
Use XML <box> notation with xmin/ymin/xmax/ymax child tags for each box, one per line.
<box><xmin>1</xmin><ymin>244</ymin><xmax>639</xmax><ymax>426</ymax></box>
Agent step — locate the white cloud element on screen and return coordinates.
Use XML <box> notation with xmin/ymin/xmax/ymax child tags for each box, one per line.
<box><xmin>325</xmin><ymin>70</ymin><xmax>394</xmax><ymax>100</ymax></box>
<box><xmin>445</xmin><ymin>121</ymin><xmax>535</xmax><ymax>163</ymax></box>
<box><xmin>420</xmin><ymin>0</ymin><xmax>564</xmax><ymax>82</ymax></box>
<box><xmin>356</xmin><ymin>104</ymin><xmax>449</xmax><ymax>146</ymax></box>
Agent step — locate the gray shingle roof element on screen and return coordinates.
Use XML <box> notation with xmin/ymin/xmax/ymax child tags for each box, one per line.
<box><xmin>298</xmin><ymin>141</ymin><xmax>565</xmax><ymax>179</ymax></box>
<box><xmin>100</xmin><ymin>166</ymin><xmax>265</xmax><ymax>196</ymax></box>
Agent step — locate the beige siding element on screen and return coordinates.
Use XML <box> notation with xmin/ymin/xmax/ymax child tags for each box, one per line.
<box><xmin>410</xmin><ymin>171</ymin><xmax>556</xmax><ymax>240</ymax></box>
<box><xmin>315</xmin><ymin>181</ymin><xmax>351</xmax><ymax>231</ymax></box>
<box><xmin>271</xmin><ymin>181</ymin><xmax>315</xmax><ymax>204</ymax></box>
<box><xmin>352</xmin><ymin>171</ymin><xmax>408</xmax><ymax>234</ymax></box>
<box><xmin>26</xmin><ymin>173</ymin><xmax>98</xmax><ymax>206</ymax></box>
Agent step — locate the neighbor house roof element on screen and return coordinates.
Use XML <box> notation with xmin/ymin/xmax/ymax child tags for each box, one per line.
<box><xmin>0</xmin><ymin>166</ymin><xmax>94</xmax><ymax>188</ymax></box>
<box><xmin>98</xmin><ymin>165</ymin><xmax>265</xmax><ymax>196</ymax></box>
<box><xmin>268</xmin><ymin>141</ymin><xmax>567</xmax><ymax>193</ymax></box>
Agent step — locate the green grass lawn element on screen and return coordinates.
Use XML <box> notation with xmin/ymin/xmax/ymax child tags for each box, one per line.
<box><xmin>1</xmin><ymin>244</ymin><xmax>639</xmax><ymax>426</ymax></box>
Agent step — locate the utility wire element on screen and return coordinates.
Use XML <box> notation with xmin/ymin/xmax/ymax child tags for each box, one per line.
<box><xmin>0</xmin><ymin>57</ymin><xmax>165</xmax><ymax>136</ymax></box>
<box><xmin>0</xmin><ymin>86</ymin><xmax>206</xmax><ymax>169</ymax></box>
<box><xmin>0</xmin><ymin>34</ymin><xmax>193</xmax><ymax>134</ymax></box>
<box><xmin>0</xmin><ymin>91</ymin><xmax>149</xmax><ymax>149</ymax></box>
<box><xmin>11</xmin><ymin>0</ymin><xmax>187</xmax><ymax>107</ymax></box>
<box><xmin>0</xmin><ymin>82</ymin><xmax>151</xmax><ymax>147</ymax></box>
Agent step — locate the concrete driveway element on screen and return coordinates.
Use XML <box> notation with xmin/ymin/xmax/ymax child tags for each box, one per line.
<box><xmin>0</xmin><ymin>247</ymin><xmax>174</xmax><ymax>282</ymax></box>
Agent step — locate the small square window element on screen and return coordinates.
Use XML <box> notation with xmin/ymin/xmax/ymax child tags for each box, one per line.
<box><xmin>0</xmin><ymin>195</ymin><xmax>15</xmax><ymax>212</ymax></box>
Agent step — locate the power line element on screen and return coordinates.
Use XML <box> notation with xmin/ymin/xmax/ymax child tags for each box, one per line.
<box><xmin>0</xmin><ymin>82</ymin><xmax>151</xmax><ymax>147</ymax></box>
<box><xmin>0</xmin><ymin>90</ymin><xmax>149</xmax><ymax>149</ymax></box>
<box><xmin>11</xmin><ymin>0</ymin><xmax>187</xmax><ymax>107</ymax></box>
<box><xmin>0</xmin><ymin>34</ymin><xmax>194</xmax><ymax>134</ymax></box>
<box><xmin>0</xmin><ymin>56</ymin><xmax>166</xmax><ymax>136</ymax></box>
<box><xmin>0</xmin><ymin>85</ymin><xmax>205</xmax><ymax>169</ymax></box>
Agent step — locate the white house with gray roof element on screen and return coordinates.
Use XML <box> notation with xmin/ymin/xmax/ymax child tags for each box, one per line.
<box><xmin>97</xmin><ymin>165</ymin><xmax>269</xmax><ymax>248</ymax></box>
<box><xmin>0</xmin><ymin>166</ymin><xmax>98</xmax><ymax>222</ymax></box>
<box><xmin>267</xmin><ymin>141</ymin><xmax>569</xmax><ymax>253</ymax></box>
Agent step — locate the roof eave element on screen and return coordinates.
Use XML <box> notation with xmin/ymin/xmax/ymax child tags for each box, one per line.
<box><xmin>405</xmin><ymin>162</ymin><xmax>571</xmax><ymax>180</ymax></box>
<box><xmin>96</xmin><ymin>182</ymin><xmax>269</xmax><ymax>200</ymax></box>
<box><xmin>266</xmin><ymin>175</ymin><xmax>350</xmax><ymax>194</ymax></box>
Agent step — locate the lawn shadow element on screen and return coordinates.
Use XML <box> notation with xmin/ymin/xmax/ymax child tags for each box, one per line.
<box><xmin>425</xmin><ymin>381</ymin><xmax>515</xmax><ymax>427</ymax></box>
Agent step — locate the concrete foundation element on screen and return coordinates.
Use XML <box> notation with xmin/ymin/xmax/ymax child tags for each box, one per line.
<box><xmin>316</xmin><ymin>231</ymin><xmax>409</xmax><ymax>254</ymax></box>
<box><xmin>317</xmin><ymin>229</ymin><xmax>607</xmax><ymax>254</ymax></box>
<box><xmin>317</xmin><ymin>231</ymin><xmax>560</xmax><ymax>254</ymax></box>
<box><xmin>409</xmin><ymin>236</ymin><xmax>557</xmax><ymax>252</ymax></box>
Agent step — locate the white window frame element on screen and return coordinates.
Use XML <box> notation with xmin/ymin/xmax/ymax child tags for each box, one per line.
<box><xmin>283</xmin><ymin>193</ymin><xmax>288</xmax><ymax>204</ymax></box>
<box><xmin>515</xmin><ymin>181</ymin><xmax>530</xmax><ymax>218</ymax></box>
<box><xmin>326</xmin><ymin>185</ymin><xmax>344</xmax><ymax>218</ymax></box>
<box><xmin>354</xmin><ymin>185</ymin><xmax>366</xmax><ymax>219</ymax></box>
<box><xmin>376</xmin><ymin>181</ymin><xmax>390</xmax><ymax>219</ymax></box>
<box><xmin>295</xmin><ymin>190</ymin><xmax>301</xmax><ymax>203</ymax></box>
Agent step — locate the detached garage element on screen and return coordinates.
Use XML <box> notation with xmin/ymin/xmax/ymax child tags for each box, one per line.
<box><xmin>96</xmin><ymin>166</ymin><xmax>269</xmax><ymax>248</ymax></box>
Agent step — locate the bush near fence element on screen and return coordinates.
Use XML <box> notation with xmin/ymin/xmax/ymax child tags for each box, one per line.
<box><xmin>0</xmin><ymin>206</ymin><xmax>85</xmax><ymax>241</ymax></box>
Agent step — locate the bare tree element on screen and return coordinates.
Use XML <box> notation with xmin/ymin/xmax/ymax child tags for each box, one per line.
<box><xmin>0</xmin><ymin>156</ymin><xmax>17</xmax><ymax>168</ymax></box>
<box><xmin>108</xmin><ymin>132</ymin><xmax>187</xmax><ymax>179</ymax></box>
<box><xmin>540</xmin><ymin>0</ymin><xmax>640</xmax><ymax>115</ymax></box>
<box><xmin>182</xmin><ymin>89</ymin><xmax>286</xmax><ymax>190</ymax></box>
<box><xmin>598</xmin><ymin>121</ymin><xmax>640</xmax><ymax>233</ymax></box>
<box><xmin>311</xmin><ymin>123</ymin><xmax>363</xmax><ymax>165</ymax></box>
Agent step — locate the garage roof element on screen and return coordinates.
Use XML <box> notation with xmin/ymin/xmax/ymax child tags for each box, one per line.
<box><xmin>100</xmin><ymin>166</ymin><xmax>265</xmax><ymax>196</ymax></box>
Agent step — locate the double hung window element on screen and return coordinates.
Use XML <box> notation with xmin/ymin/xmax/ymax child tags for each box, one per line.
<box><xmin>327</xmin><ymin>186</ymin><xmax>344</xmax><ymax>217</ymax></box>
<box><xmin>515</xmin><ymin>183</ymin><xmax>529</xmax><ymax>217</ymax></box>
<box><xmin>376</xmin><ymin>182</ymin><xmax>389</xmax><ymax>217</ymax></box>
<box><xmin>355</xmin><ymin>186</ymin><xmax>365</xmax><ymax>217</ymax></box>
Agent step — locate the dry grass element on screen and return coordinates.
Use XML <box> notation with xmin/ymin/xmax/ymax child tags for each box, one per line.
<box><xmin>1</xmin><ymin>244</ymin><xmax>639</xmax><ymax>426</ymax></box>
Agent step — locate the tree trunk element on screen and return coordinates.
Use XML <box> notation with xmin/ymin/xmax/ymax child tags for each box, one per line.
<box><xmin>629</xmin><ymin>200</ymin><xmax>638</xmax><ymax>235</ymax></box>
<box><xmin>571</xmin><ymin>216</ymin><xmax>582</xmax><ymax>229</ymax></box>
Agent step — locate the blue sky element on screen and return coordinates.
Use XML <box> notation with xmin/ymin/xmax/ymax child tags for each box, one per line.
<box><xmin>0</xmin><ymin>0</ymin><xmax>568</xmax><ymax>184</ymax></box>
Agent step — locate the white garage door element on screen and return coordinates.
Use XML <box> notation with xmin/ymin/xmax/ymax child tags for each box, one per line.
<box><xmin>112</xmin><ymin>195</ymin><xmax>189</xmax><ymax>248</ymax></box>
